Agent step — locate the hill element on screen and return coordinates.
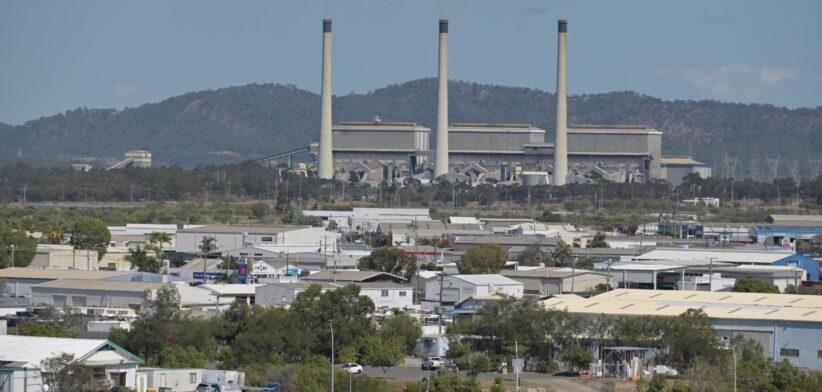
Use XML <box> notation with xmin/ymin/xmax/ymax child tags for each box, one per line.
<box><xmin>2</xmin><ymin>78</ymin><xmax>821</xmax><ymax>178</ymax></box>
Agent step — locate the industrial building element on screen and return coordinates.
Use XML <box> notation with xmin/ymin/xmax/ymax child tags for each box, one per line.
<box><xmin>30</xmin><ymin>280</ymin><xmax>212</xmax><ymax>309</ymax></box>
<box><xmin>175</xmin><ymin>224</ymin><xmax>339</xmax><ymax>255</ymax></box>
<box><xmin>106</xmin><ymin>150</ymin><xmax>152</xmax><ymax>171</ymax></box>
<box><xmin>422</xmin><ymin>274</ymin><xmax>523</xmax><ymax>305</ymax></box>
<box><xmin>260</xmin><ymin>18</ymin><xmax>710</xmax><ymax>186</ymax></box>
<box><xmin>500</xmin><ymin>267</ymin><xmax>610</xmax><ymax>296</ymax></box>
<box><xmin>0</xmin><ymin>268</ymin><xmax>164</xmax><ymax>299</ymax></box>
<box><xmin>542</xmin><ymin>289</ymin><xmax>822</xmax><ymax>370</ymax></box>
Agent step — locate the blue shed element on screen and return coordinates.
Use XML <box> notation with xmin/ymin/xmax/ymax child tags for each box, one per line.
<box><xmin>772</xmin><ymin>252</ymin><xmax>820</xmax><ymax>281</ymax></box>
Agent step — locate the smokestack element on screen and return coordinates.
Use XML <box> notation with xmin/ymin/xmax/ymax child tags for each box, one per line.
<box><xmin>318</xmin><ymin>19</ymin><xmax>333</xmax><ymax>179</ymax></box>
<box><xmin>553</xmin><ymin>19</ymin><xmax>568</xmax><ymax>186</ymax></box>
<box><xmin>434</xmin><ymin>19</ymin><xmax>449</xmax><ymax>178</ymax></box>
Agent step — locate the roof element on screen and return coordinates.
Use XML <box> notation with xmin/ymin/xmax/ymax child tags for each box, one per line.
<box><xmin>450</xmin><ymin>274</ymin><xmax>523</xmax><ymax>286</ymax></box>
<box><xmin>350</xmin><ymin>282</ymin><xmax>414</xmax><ymax>290</ymax></box>
<box><xmin>501</xmin><ymin>268</ymin><xmax>608</xmax><ymax>279</ymax></box>
<box><xmin>660</xmin><ymin>156</ymin><xmax>706</xmax><ymax>166</ymax></box>
<box><xmin>0</xmin><ymin>336</ymin><xmax>141</xmax><ymax>367</ymax></box>
<box><xmin>608</xmin><ymin>264</ymin><xmax>686</xmax><ymax>271</ymax></box>
<box><xmin>379</xmin><ymin>222</ymin><xmax>486</xmax><ymax>233</ymax></box>
<box><xmin>201</xmin><ymin>284</ymin><xmax>264</xmax><ymax>295</ymax></box>
<box><xmin>449</xmin><ymin>217</ymin><xmax>480</xmax><ymax>224</ymax></box>
<box><xmin>32</xmin><ymin>279</ymin><xmax>166</xmax><ymax>293</ymax></box>
<box><xmin>0</xmin><ymin>268</ymin><xmax>133</xmax><ymax>280</ymax></box>
<box><xmin>542</xmin><ymin>289</ymin><xmax>822</xmax><ymax>323</ymax></box>
<box><xmin>302</xmin><ymin>270</ymin><xmax>407</xmax><ymax>282</ymax></box>
<box><xmin>454</xmin><ymin>236</ymin><xmax>558</xmax><ymax>246</ymax></box>
<box><xmin>568</xmin><ymin>125</ymin><xmax>662</xmax><ymax>135</ymax></box>
<box><xmin>635</xmin><ymin>248</ymin><xmax>794</xmax><ymax>264</ymax></box>
<box><xmin>178</xmin><ymin>224</ymin><xmax>308</xmax><ymax>235</ymax></box>
<box><xmin>264</xmin><ymin>282</ymin><xmax>342</xmax><ymax>290</ymax></box>
<box><xmin>767</xmin><ymin>214</ymin><xmax>822</xmax><ymax>226</ymax></box>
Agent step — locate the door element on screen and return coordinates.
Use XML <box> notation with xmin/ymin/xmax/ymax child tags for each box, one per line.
<box><xmin>53</xmin><ymin>295</ymin><xmax>67</xmax><ymax>307</ymax></box>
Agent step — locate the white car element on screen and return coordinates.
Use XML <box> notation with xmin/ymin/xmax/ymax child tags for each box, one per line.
<box><xmin>421</xmin><ymin>357</ymin><xmax>443</xmax><ymax>370</ymax></box>
<box><xmin>342</xmin><ymin>363</ymin><xmax>363</xmax><ymax>374</ymax></box>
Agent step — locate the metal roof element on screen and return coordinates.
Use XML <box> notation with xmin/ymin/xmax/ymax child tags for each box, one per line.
<box><xmin>635</xmin><ymin>248</ymin><xmax>793</xmax><ymax>264</ymax></box>
<box><xmin>0</xmin><ymin>336</ymin><xmax>139</xmax><ymax>367</ymax></box>
<box><xmin>178</xmin><ymin>224</ymin><xmax>308</xmax><ymax>234</ymax></box>
<box><xmin>501</xmin><ymin>268</ymin><xmax>608</xmax><ymax>279</ymax></box>
<box><xmin>302</xmin><ymin>270</ymin><xmax>407</xmax><ymax>282</ymax></box>
<box><xmin>32</xmin><ymin>279</ymin><xmax>166</xmax><ymax>292</ymax></box>
<box><xmin>594</xmin><ymin>289</ymin><xmax>822</xmax><ymax>309</ymax></box>
<box><xmin>450</xmin><ymin>274</ymin><xmax>523</xmax><ymax>286</ymax></box>
<box><xmin>660</xmin><ymin>156</ymin><xmax>706</xmax><ymax>166</ymax></box>
<box><xmin>542</xmin><ymin>290</ymin><xmax>822</xmax><ymax>323</ymax></box>
<box><xmin>201</xmin><ymin>283</ymin><xmax>264</xmax><ymax>295</ymax></box>
<box><xmin>0</xmin><ymin>268</ymin><xmax>134</xmax><ymax>280</ymax></box>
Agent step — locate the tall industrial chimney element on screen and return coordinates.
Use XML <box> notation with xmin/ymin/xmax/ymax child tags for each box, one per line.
<box><xmin>434</xmin><ymin>19</ymin><xmax>449</xmax><ymax>178</ymax></box>
<box><xmin>552</xmin><ymin>19</ymin><xmax>568</xmax><ymax>186</ymax></box>
<box><xmin>318</xmin><ymin>19</ymin><xmax>333</xmax><ymax>180</ymax></box>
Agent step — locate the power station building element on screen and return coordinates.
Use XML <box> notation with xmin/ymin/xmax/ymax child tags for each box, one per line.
<box><xmin>266</xmin><ymin>18</ymin><xmax>710</xmax><ymax>186</ymax></box>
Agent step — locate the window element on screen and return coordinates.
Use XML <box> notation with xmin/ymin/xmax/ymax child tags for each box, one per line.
<box><xmin>381</xmin><ymin>289</ymin><xmax>389</xmax><ymax>297</ymax></box>
<box><xmin>817</xmin><ymin>350</ymin><xmax>822</xmax><ymax>359</ymax></box>
<box><xmin>239</xmin><ymin>253</ymin><xmax>248</xmax><ymax>256</ymax></box>
<box><xmin>189</xmin><ymin>373</ymin><xmax>197</xmax><ymax>384</ymax></box>
<box><xmin>262</xmin><ymin>236</ymin><xmax>273</xmax><ymax>242</ymax></box>
<box><xmin>399</xmin><ymin>291</ymin><xmax>407</xmax><ymax>297</ymax></box>
<box><xmin>781</xmin><ymin>348</ymin><xmax>800</xmax><ymax>357</ymax></box>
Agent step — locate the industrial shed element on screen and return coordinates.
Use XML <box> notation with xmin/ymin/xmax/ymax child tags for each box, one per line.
<box><xmin>501</xmin><ymin>267</ymin><xmax>610</xmax><ymax>296</ymax></box>
<box><xmin>30</xmin><ymin>280</ymin><xmax>212</xmax><ymax>309</ymax></box>
<box><xmin>0</xmin><ymin>268</ymin><xmax>164</xmax><ymax>299</ymax></box>
<box><xmin>542</xmin><ymin>289</ymin><xmax>822</xmax><ymax>370</ymax></box>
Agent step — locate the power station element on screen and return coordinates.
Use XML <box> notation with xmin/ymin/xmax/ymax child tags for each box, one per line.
<box><xmin>271</xmin><ymin>18</ymin><xmax>711</xmax><ymax>186</ymax></box>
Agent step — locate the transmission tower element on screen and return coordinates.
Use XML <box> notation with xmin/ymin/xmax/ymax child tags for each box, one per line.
<box><xmin>765</xmin><ymin>156</ymin><xmax>781</xmax><ymax>182</ymax></box>
<box><xmin>808</xmin><ymin>156</ymin><xmax>822</xmax><ymax>179</ymax></box>
<box><xmin>785</xmin><ymin>160</ymin><xmax>800</xmax><ymax>182</ymax></box>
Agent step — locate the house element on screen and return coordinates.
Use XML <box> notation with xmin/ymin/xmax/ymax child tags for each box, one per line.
<box><xmin>0</xmin><ymin>335</ymin><xmax>142</xmax><ymax>391</ymax></box>
<box><xmin>450</xmin><ymin>295</ymin><xmax>505</xmax><ymax>321</ymax></box>
<box><xmin>255</xmin><ymin>281</ymin><xmax>413</xmax><ymax>310</ymax></box>
<box><xmin>501</xmin><ymin>268</ymin><xmax>610</xmax><ymax>296</ymax></box>
<box><xmin>423</xmin><ymin>274</ymin><xmax>523</xmax><ymax>305</ymax></box>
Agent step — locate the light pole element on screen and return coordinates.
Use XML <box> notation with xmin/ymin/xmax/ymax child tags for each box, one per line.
<box><xmin>723</xmin><ymin>337</ymin><xmax>737</xmax><ymax>392</ymax></box>
<box><xmin>9</xmin><ymin>244</ymin><xmax>14</xmax><ymax>268</ymax></box>
<box><xmin>329</xmin><ymin>320</ymin><xmax>335</xmax><ymax>392</ymax></box>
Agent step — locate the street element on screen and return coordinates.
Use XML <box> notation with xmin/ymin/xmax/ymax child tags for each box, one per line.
<box><xmin>357</xmin><ymin>365</ymin><xmax>600</xmax><ymax>392</ymax></box>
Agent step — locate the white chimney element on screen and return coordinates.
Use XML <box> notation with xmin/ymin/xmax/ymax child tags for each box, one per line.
<box><xmin>434</xmin><ymin>19</ymin><xmax>449</xmax><ymax>179</ymax></box>
<box><xmin>318</xmin><ymin>19</ymin><xmax>334</xmax><ymax>180</ymax></box>
<box><xmin>553</xmin><ymin>19</ymin><xmax>568</xmax><ymax>186</ymax></box>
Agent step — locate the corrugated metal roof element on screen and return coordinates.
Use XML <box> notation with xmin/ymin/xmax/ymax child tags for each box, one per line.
<box><xmin>542</xmin><ymin>289</ymin><xmax>822</xmax><ymax>323</ymax></box>
<box><xmin>178</xmin><ymin>225</ymin><xmax>308</xmax><ymax>234</ymax></box>
<box><xmin>450</xmin><ymin>274</ymin><xmax>523</xmax><ymax>286</ymax></box>
<box><xmin>635</xmin><ymin>248</ymin><xmax>792</xmax><ymax>264</ymax></box>
<box><xmin>0</xmin><ymin>336</ymin><xmax>111</xmax><ymax>367</ymax></box>
<box><xmin>32</xmin><ymin>279</ymin><xmax>166</xmax><ymax>292</ymax></box>
<box><xmin>0</xmin><ymin>268</ymin><xmax>133</xmax><ymax>280</ymax></box>
<box><xmin>302</xmin><ymin>270</ymin><xmax>407</xmax><ymax>282</ymax></box>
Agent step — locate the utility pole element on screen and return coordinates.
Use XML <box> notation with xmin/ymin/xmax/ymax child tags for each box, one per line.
<box><xmin>330</xmin><ymin>320</ymin><xmax>335</xmax><ymax>392</ymax></box>
<box><xmin>438</xmin><ymin>271</ymin><xmax>444</xmax><ymax>336</ymax></box>
<box><xmin>708</xmin><ymin>257</ymin><xmax>717</xmax><ymax>291</ymax></box>
<box><xmin>9</xmin><ymin>244</ymin><xmax>15</xmax><ymax>268</ymax></box>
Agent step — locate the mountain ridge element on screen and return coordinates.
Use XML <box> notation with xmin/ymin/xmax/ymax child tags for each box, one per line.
<box><xmin>3</xmin><ymin>78</ymin><xmax>821</xmax><ymax>178</ymax></box>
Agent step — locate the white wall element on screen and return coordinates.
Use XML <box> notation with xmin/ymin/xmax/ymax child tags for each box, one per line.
<box><xmin>360</xmin><ymin>287</ymin><xmax>414</xmax><ymax>309</ymax></box>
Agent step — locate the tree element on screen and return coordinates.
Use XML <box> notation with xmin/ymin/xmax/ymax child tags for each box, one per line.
<box><xmin>144</xmin><ymin>285</ymin><xmax>183</xmax><ymax>321</ymax></box>
<box><xmin>361</xmin><ymin>336</ymin><xmax>404</xmax><ymax>379</ymax></box>
<box><xmin>17</xmin><ymin>322</ymin><xmax>77</xmax><ymax>338</ymax></box>
<box><xmin>515</xmin><ymin>244</ymin><xmax>552</xmax><ymax>267</ymax></box>
<box><xmin>378</xmin><ymin>311</ymin><xmax>422</xmax><ymax>354</ymax></box>
<box><xmin>537</xmin><ymin>210</ymin><xmax>562</xmax><ymax>222</ymax></box>
<box><xmin>358</xmin><ymin>248</ymin><xmax>418</xmax><ymax>280</ymax></box>
<box><xmin>126</xmin><ymin>246</ymin><xmax>161</xmax><ymax>273</ymax></box>
<box><xmin>41</xmin><ymin>354</ymin><xmax>96</xmax><ymax>392</ymax></box>
<box><xmin>733</xmin><ymin>277</ymin><xmax>780</xmax><ymax>293</ymax></box>
<box><xmin>370</xmin><ymin>233</ymin><xmax>393</xmax><ymax>248</ymax></box>
<box><xmin>147</xmin><ymin>231</ymin><xmax>172</xmax><ymax>266</ymax></box>
<box><xmin>666</xmin><ymin>309</ymin><xmax>719</xmax><ymax>370</ymax></box>
<box><xmin>0</xmin><ymin>222</ymin><xmax>37</xmax><ymax>268</ymax></box>
<box><xmin>199</xmin><ymin>236</ymin><xmax>217</xmax><ymax>282</ymax></box>
<box><xmin>338</xmin><ymin>346</ymin><xmax>358</xmax><ymax>364</ymax></box>
<box><xmin>561</xmin><ymin>347</ymin><xmax>594</xmax><ymax>373</ymax></box>
<box><xmin>159</xmin><ymin>345</ymin><xmax>206</xmax><ymax>368</ymax></box>
<box><xmin>589</xmin><ymin>231</ymin><xmax>610</xmax><ymax>248</ymax></box>
<box><xmin>552</xmin><ymin>241</ymin><xmax>572</xmax><ymax>265</ymax></box>
<box><xmin>70</xmin><ymin>217</ymin><xmax>111</xmax><ymax>260</ymax></box>
<box><xmin>458</xmin><ymin>244</ymin><xmax>508</xmax><ymax>274</ymax></box>
<box><xmin>250</xmin><ymin>202</ymin><xmax>270</xmax><ymax>220</ymax></box>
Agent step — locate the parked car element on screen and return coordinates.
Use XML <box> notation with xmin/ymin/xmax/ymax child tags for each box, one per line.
<box><xmin>196</xmin><ymin>384</ymin><xmax>221</xmax><ymax>392</ymax></box>
<box><xmin>421</xmin><ymin>357</ymin><xmax>443</xmax><ymax>370</ymax></box>
<box><xmin>342</xmin><ymin>363</ymin><xmax>363</xmax><ymax>374</ymax></box>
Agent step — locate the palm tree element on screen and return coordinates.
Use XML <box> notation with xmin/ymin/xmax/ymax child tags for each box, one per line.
<box><xmin>198</xmin><ymin>236</ymin><xmax>217</xmax><ymax>283</ymax></box>
<box><xmin>47</xmin><ymin>223</ymin><xmax>65</xmax><ymax>245</ymax></box>
<box><xmin>147</xmin><ymin>232</ymin><xmax>172</xmax><ymax>269</ymax></box>
<box><xmin>552</xmin><ymin>241</ymin><xmax>576</xmax><ymax>292</ymax></box>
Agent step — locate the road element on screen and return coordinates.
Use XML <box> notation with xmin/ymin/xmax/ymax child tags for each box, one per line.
<box><xmin>357</xmin><ymin>366</ymin><xmax>599</xmax><ymax>392</ymax></box>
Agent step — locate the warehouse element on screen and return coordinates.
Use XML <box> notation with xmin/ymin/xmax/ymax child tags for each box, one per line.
<box><xmin>501</xmin><ymin>267</ymin><xmax>610</xmax><ymax>296</ymax></box>
<box><xmin>30</xmin><ymin>280</ymin><xmax>212</xmax><ymax>309</ymax></box>
<box><xmin>423</xmin><ymin>274</ymin><xmax>523</xmax><ymax>305</ymax></box>
<box><xmin>542</xmin><ymin>289</ymin><xmax>822</xmax><ymax>369</ymax></box>
<box><xmin>0</xmin><ymin>268</ymin><xmax>163</xmax><ymax>299</ymax></box>
<box><xmin>175</xmin><ymin>224</ymin><xmax>339</xmax><ymax>256</ymax></box>
<box><xmin>376</xmin><ymin>222</ymin><xmax>488</xmax><ymax>246</ymax></box>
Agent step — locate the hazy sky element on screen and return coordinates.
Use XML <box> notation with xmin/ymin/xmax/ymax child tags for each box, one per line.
<box><xmin>1</xmin><ymin>0</ymin><xmax>820</xmax><ymax>125</ymax></box>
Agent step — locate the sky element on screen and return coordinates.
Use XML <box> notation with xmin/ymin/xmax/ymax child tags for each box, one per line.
<box><xmin>1</xmin><ymin>0</ymin><xmax>821</xmax><ymax>125</ymax></box>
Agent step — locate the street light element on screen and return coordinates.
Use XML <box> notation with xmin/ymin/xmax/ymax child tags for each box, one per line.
<box><xmin>9</xmin><ymin>244</ymin><xmax>14</xmax><ymax>268</ymax></box>
<box><xmin>722</xmin><ymin>337</ymin><xmax>737</xmax><ymax>392</ymax></box>
<box><xmin>329</xmin><ymin>320</ymin><xmax>335</xmax><ymax>392</ymax></box>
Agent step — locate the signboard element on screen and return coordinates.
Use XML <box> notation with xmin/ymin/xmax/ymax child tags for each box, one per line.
<box><xmin>512</xmin><ymin>359</ymin><xmax>524</xmax><ymax>374</ymax></box>
<box><xmin>193</xmin><ymin>272</ymin><xmax>225</xmax><ymax>280</ymax></box>
<box><xmin>237</xmin><ymin>263</ymin><xmax>248</xmax><ymax>284</ymax></box>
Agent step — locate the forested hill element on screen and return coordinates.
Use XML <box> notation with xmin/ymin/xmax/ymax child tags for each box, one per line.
<box><xmin>2</xmin><ymin>78</ymin><xmax>821</xmax><ymax>178</ymax></box>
